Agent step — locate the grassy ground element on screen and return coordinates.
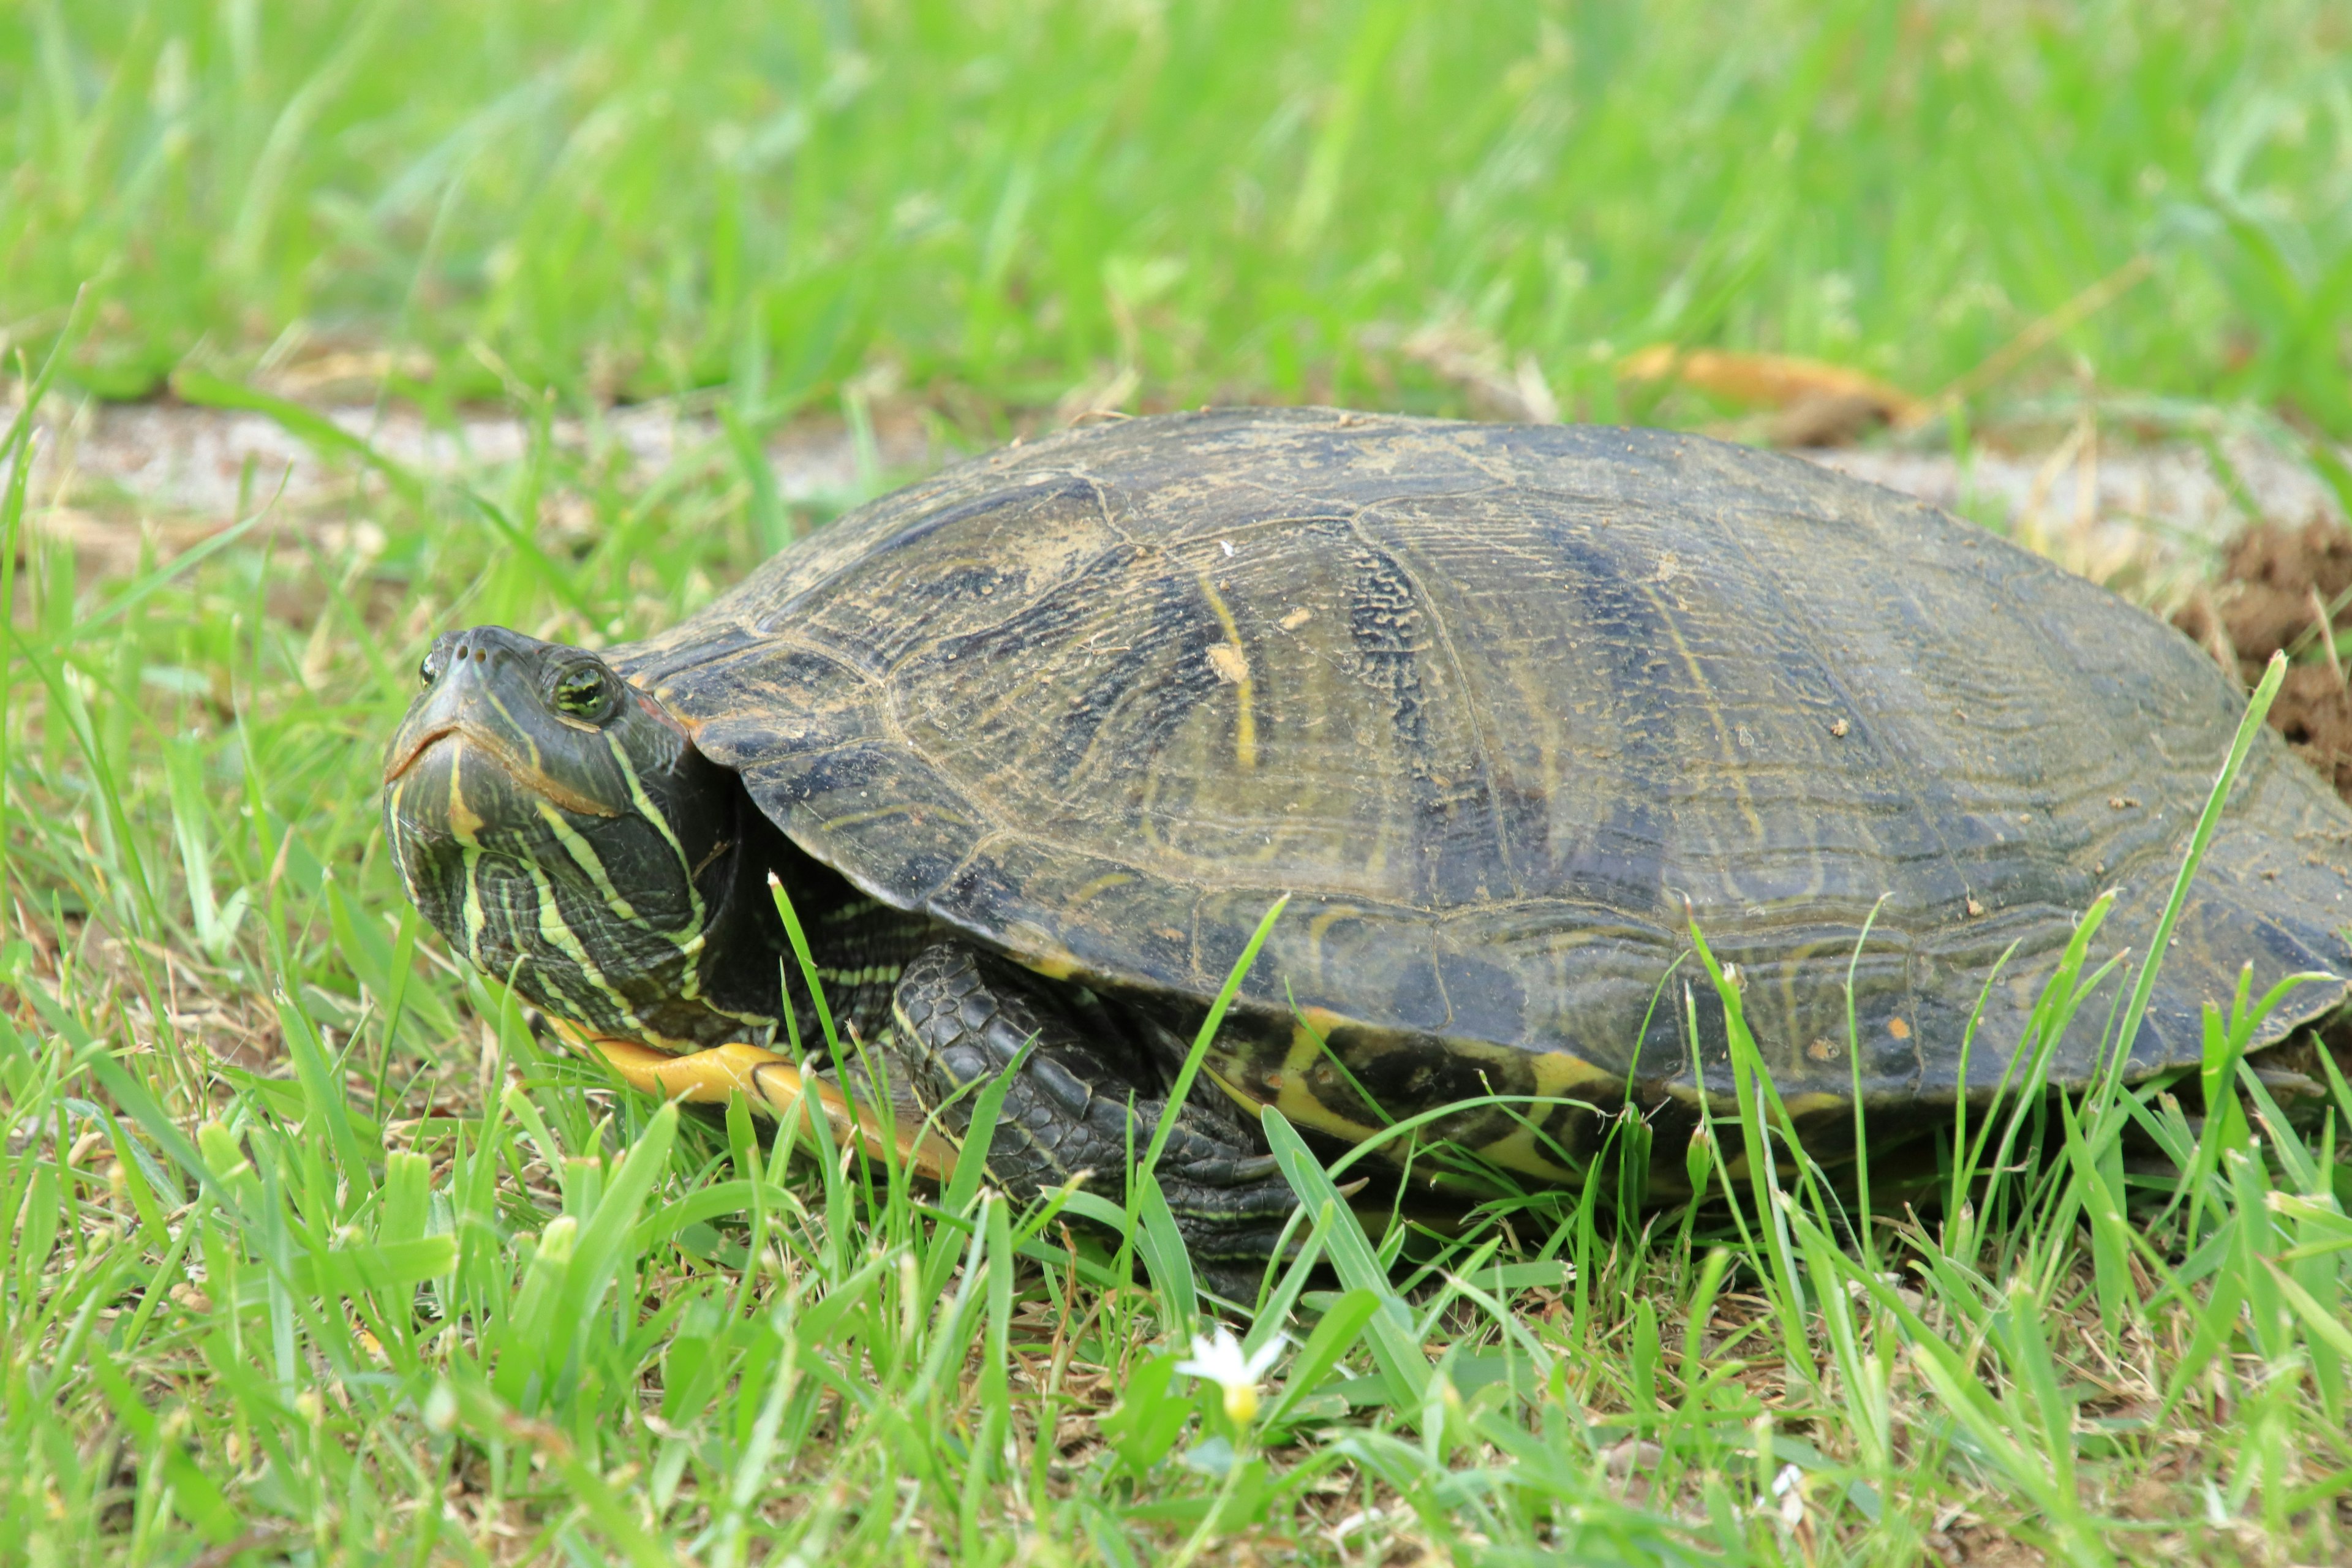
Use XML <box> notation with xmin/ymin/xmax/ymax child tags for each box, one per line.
<box><xmin>7</xmin><ymin>1</ymin><xmax>2352</xmax><ymax>430</ymax></box>
<box><xmin>7</xmin><ymin>3</ymin><xmax>2352</xmax><ymax>1565</ymax></box>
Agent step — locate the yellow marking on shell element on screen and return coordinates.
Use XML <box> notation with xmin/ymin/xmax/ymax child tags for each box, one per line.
<box><xmin>1257</xmin><ymin>1009</ymin><xmax>1350</xmax><ymax>1119</ymax></box>
<box><xmin>1002</xmin><ymin>921</ymin><xmax>1086</xmax><ymax>981</ymax></box>
<box><xmin>1202</xmin><ymin>1009</ymin><xmax>1381</xmax><ymax>1142</ymax></box>
<box><xmin>1527</xmin><ymin>1049</ymin><xmax>1619</xmax><ymax>1098</ymax></box>
<box><xmin>1303</xmin><ymin>908</ymin><xmax>1361</xmax><ymax>979</ymax></box>
<box><xmin>822</xmin><ymin>801</ymin><xmax>979</xmax><ymax>833</ymax></box>
<box><xmin>1228</xmin><ymin>1036</ymin><xmax>1630</xmax><ymax>1178</ymax></box>
<box><xmin>1192</xmin><ymin>573</ymin><xmax>1257</xmax><ymax>770</ymax></box>
<box><xmin>1420</xmin><ymin>1050</ymin><xmax>1621</xmax><ymax>1179</ymax></box>
<box><xmin>1205</xmin><ymin>1061</ymin><xmax>1387</xmax><ymax>1146</ymax></box>
<box><xmin>1067</xmin><ymin>871</ymin><xmax>1135</xmax><ymax>909</ymax></box>
<box><xmin>1275</xmin><ymin>1073</ymin><xmax>1384</xmax><ymax>1143</ymax></box>
<box><xmin>1779</xmin><ymin>1090</ymin><xmax>1850</xmax><ymax>1120</ymax></box>
<box><xmin>1776</xmin><ymin>957</ymin><xmax>1807</xmax><ymax>1040</ymax></box>
<box><xmin>1137</xmin><ymin>763</ymin><xmax>1166</xmax><ymax>851</ymax></box>
<box><xmin>1640</xmin><ymin>581</ymin><xmax>1764</xmax><ymax>845</ymax></box>
<box><xmin>1287</xmin><ymin>1008</ymin><xmax>1351</xmax><ymax>1071</ymax></box>
<box><xmin>1463</xmin><ymin>1122</ymin><xmax>1580</xmax><ymax>1182</ymax></box>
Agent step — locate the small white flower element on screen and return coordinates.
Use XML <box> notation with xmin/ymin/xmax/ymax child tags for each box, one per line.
<box><xmin>1174</xmin><ymin>1325</ymin><xmax>1284</xmax><ymax>1427</ymax></box>
<box><xmin>422</xmin><ymin>1380</ymin><xmax>457</xmax><ymax>1434</ymax></box>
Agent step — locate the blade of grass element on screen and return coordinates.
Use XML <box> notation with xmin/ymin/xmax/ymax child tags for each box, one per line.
<box><xmin>2093</xmin><ymin>651</ymin><xmax>2288</xmax><ymax>1128</ymax></box>
<box><xmin>1261</xmin><ymin>1111</ymin><xmax>1431</xmax><ymax>1414</ymax></box>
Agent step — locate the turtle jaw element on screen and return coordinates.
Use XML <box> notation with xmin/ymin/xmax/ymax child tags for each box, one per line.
<box><xmin>382</xmin><ymin>717</ymin><xmax>623</xmax><ymax>820</ymax></box>
<box><xmin>380</xmin><ymin>625</ymin><xmax>767</xmax><ymax>1050</ymax></box>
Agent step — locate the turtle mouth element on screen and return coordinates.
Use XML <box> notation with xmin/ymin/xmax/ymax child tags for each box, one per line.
<box><xmin>383</xmin><ymin>720</ymin><xmax>623</xmax><ymax>820</ymax></box>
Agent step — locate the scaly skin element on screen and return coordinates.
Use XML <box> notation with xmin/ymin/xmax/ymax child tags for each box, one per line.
<box><xmin>890</xmin><ymin>943</ymin><xmax>1301</xmax><ymax>1291</ymax></box>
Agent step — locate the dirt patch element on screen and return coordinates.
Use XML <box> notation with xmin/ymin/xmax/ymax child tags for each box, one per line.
<box><xmin>2173</xmin><ymin>517</ymin><xmax>2352</xmax><ymax>801</ymax></box>
<box><xmin>2176</xmin><ymin>518</ymin><xmax>2352</xmax><ymax>663</ymax></box>
<box><xmin>2266</xmin><ymin>664</ymin><xmax>2352</xmax><ymax>799</ymax></box>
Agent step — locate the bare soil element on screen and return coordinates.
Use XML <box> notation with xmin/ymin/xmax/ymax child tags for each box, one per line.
<box><xmin>2173</xmin><ymin>516</ymin><xmax>2352</xmax><ymax>801</ymax></box>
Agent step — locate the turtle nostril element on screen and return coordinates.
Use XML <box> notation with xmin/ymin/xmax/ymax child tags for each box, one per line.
<box><xmin>474</xmin><ymin>647</ymin><xmax>487</xmax><ymax>662</ymax></box>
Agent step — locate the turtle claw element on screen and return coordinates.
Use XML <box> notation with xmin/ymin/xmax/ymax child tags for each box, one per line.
<box><xmin>552</xmin><ymin>1021</ymin><xmax>954</xmax><ymax>1181</ymax></box>
<box><xmin>1177</xmin><ymin>1152</ymin><xmax>1281</xmax><ymax>1187</ymax></box>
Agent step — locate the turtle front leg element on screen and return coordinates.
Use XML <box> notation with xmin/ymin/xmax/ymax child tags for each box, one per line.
<box><xmin>892</xmin><ymin>942</ymin><xmax>1301</xmax><ymax>1288</ymax></box>
<box><xmin>571</xmin><ymin>1033</ymin><xmax>956</xmax><ymax>1180</ymax></box>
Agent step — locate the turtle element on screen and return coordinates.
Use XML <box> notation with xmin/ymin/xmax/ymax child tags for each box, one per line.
<box><xmin>382</xmin><ymin>407</ymin><xmax>2352</xmax><ymax>1278</ymax></box>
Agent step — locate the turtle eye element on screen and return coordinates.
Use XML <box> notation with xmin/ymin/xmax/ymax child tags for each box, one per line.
<box><xmin>549</xmin><ymin>662</ymin><xmax>617</xmax><ymax>722</ymax></box>
<box><xmin>418</xmin><ymin>647</ymin><xmax>447</xmax><ymax>690</ymax></box>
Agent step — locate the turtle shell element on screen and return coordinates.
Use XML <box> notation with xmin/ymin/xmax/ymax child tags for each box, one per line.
<box><xmin>612</xmin><ymin>408</ymin><xmax>2352</xmax><ymax>1158</ymax></box>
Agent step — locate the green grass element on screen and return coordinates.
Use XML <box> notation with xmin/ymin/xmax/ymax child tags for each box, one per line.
<box><xmin>6</xmin><ymin>325</ymin><xmax>2352</xmax><ymax>1562</ymax></box>
<box><xmin>6</xmin><ymin>1</ymin><xmax>2352</xmax><ymax>432</ymax></box>
<box><xmin>9</xmin><ymin>3</ymin><xmax>2352</xmax><ymax>1564</ymax></box>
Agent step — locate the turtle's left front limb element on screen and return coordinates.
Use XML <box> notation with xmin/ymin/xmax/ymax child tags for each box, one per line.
<box><xmin>891</xmin><ymin>942</ymin><xmax>1302</xmax><ymax>1281</ymax></box>
<box><xmin>572</xmin><ymin>1033</ymin><xmax>956</xmax><ymax>1179</ymax></box>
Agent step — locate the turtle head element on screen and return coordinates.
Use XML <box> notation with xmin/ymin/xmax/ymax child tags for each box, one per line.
<box><xmin>382</xmin><ymin>625</ymin><xmax>778</xmax><ymax>1047</ymax></box>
